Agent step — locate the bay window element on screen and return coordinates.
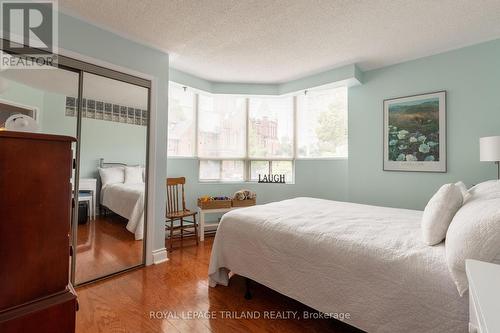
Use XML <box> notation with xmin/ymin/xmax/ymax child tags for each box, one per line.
<box><xmin>167</xmin><ymin>82</ymin><xmax>348</xmax><ymax>183</ymax></box>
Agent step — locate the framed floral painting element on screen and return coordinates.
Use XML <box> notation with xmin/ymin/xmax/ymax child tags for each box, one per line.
<box><xmin>383</xmin><ymin>91</ymin><xmax>446</xmax><ymax>172</ymax></box>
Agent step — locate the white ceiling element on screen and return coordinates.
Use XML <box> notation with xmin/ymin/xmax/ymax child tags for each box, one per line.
<box><xmin>58</xmin><ymin>0</ymin><xmax>500</xmax><ymax>84</ymax></box>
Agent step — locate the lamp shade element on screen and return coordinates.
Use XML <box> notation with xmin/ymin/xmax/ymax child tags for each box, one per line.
<box><xmin>480</xmin><ymin>136</ymin><xmax>500</xmax><ymax>161</ymax></box>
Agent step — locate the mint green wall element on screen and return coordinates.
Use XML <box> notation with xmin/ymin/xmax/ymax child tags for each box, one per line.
<box><xmin>348</xmin><ymin>38</ymin><xmax>500</xmax><ymax>210</ymax></box>
<box><xmin>57</xmin><ymin>12</ymin><xmax>169</xmax><ymax>254</ymax></box>
<box><xmin>278</xmin><ymin>64</ymin><xmax>362</xmax><ymax>94</ymax></box>
<box><xmin>0</xmin><ymin>80</ymin><xmax>44</xmax><ymax>111</ymax></box>
<box><xmin>167</xmin><ymin>158</ymin><xmax>348</xmax><ymax>214</ymax></box>
<box><xmin>80</xmin><ymin>119</ymin><xmax>146</xmax><ymax>178</ymax></box>
<box><xmin>41</xmin><ymin>91</ymin><xmax>77</xmax><ymax>137</ymax></box>
<box><xmin>169</xmin><ymin>69</ymin><xmax>214</xmax><ymax>93</ymax></box>
<box><xmin>170</xmin><ymin>64</ymin><xmax>362</xmax><ymax>95</ymax></box>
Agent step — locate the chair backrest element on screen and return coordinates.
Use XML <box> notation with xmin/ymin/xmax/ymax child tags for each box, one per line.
<box><xmin>166</xmin><ymin>177</ymin><xmax>186</xmax><ymax>214</ymax></box>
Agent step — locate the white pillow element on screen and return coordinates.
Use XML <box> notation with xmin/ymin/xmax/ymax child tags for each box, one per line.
<box><xmin>446</xmin><ymin>180</ymin><xmax>500</xmax><ymax>296</ymax></box>
<box><xmin>467</xmin><ymin>179</ymin><xmax>500</xmax><ymax>199</ymax></box>
<box><xmin>421</xmin><ymin>183</ymin><xmax>463</xmax><ymax>245</ymax></box>
<box><xmin>454</xmin><ymin>181</ymin><xmax>471</xmax><ymax>203</ymax></box>
<box><xmin>124</xmin><ymin>166</ymin><xmax>143</xmax><ymax>184</ymax></box>
<box><xmin>98</xmin><ymin>167</ymin><xmax>124</xmax><ymax>186</ymax></box>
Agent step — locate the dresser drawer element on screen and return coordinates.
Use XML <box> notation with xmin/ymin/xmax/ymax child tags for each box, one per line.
<box><xmin>0</xmin><ymin>288</ymin><xmax>76</xmax><ymax>333</ymax></box>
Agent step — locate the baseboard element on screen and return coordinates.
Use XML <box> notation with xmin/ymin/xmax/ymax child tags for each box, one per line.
<box><xmin>152</xmin><ymin>248</ymin><xmax>168</xmax><ymax>264</ymax></box>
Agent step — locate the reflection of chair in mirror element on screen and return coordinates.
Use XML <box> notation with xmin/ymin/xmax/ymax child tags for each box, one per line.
<box><xmin>165</xmin><ymin>177</ymin><xmax>198</xmax><ymax>251</ymax></box>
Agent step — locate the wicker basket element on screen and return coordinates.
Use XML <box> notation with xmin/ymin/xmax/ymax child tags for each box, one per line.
<box><xmin>197</xmin><ymin>198</ymin><xmax>232</xmax><ymax>209</ymax></box>
<box><xmin>231</xmin><ymin>198</ymin><xmax>256</xmax><ymax>207</ymax></box>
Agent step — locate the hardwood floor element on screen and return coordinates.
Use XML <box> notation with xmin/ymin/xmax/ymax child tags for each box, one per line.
<box><xmin>75</xmin><ymin>215</ymin><xmax>143</xmax><ymax>284</ymax></box>
<box><xmin>75</xmin><ymin>237</ymin><xmax>363</xmax><ymax>333</ymax></box>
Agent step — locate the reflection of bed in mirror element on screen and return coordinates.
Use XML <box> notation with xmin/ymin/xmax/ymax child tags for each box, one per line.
<box><xmin>98</xmin><ymin>158</ymin><xmax>145</xmax><ymax>240</ymax></box>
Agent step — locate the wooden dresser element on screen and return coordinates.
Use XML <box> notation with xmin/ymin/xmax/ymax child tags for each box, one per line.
<box><xmin>0</xmin><ymin>131</ymin><xmax>77</xmax><ymax>333</ymax></box>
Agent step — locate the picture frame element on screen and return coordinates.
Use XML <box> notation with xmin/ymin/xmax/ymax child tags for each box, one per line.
<box><xmin>383</xmin><ymin>91</ymin><xmax>446</xmax><ymax>172</ymax></box>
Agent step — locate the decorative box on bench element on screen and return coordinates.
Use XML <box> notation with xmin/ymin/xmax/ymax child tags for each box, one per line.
<box><xmin>197</xmin><ymin>198</ymin><xmax>232</xmax><ymax>209</ymax></box>
<box><xmin>231</xmin><ymin>198</ymin><xmax>256</xmax><ymax>207</ymax></box>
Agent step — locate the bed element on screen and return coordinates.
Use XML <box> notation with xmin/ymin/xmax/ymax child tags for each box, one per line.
<box><xmin>100</xmin><ymin>182</ymin><xmax>145</xmax><ymax>240</ymax></box>
<box><xmin>208</xmin><ymin>197</ymin><xmax>468</xmax><ymax>333</ymax></box>
<box><xmin>99</xmin><ymin>159</ymin><xmax>145</xmax><ymax>240</ymax></box>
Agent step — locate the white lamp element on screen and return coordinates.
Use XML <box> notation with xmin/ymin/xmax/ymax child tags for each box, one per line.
<box><xmin>480</xmin><ymin>136</ymin><xmax>500</xmax><ymax>179</ymax></box>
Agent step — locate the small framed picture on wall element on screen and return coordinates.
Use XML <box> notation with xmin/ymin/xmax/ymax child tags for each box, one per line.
<box><xmin>383</xmin><ymin>91</ymin><xmax>446</xmax><ymax>172</ymax></box>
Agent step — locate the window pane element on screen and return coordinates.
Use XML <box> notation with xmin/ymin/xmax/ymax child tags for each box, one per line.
<box><xmin>271</xmin><ymin>161</ymin><xmax>293</xmax><ymax>183</ymax></box>
<box><xmin>249</xmin><ymin>96</ymin><xmax>294</xmax><ymax>158</ymax></box>
<box><xmin>221</xmin><ymin>160</ymin><xmax>244</xmax><ymax>181</ymax></box>
<box><xmin>198</xmin><ymin>94</ymin><xmax>246</xmax><ymax>158</ymax></box>
<box><xmin>199</xmin><ymin>160</ymin><xmax>220</xmax><ymax>180</ymax></box>
<box><xmin>199</xmin><ymin>160</ymin><xmax>244</xmax><ymax>181</ymax></box>
<box><xmin>297</xmin><ymin>87</ymin><xmax>348</xmax><ymax>158</ymax></box>
<box><xmin>250</xmin><ymin>161</ymin><xmax>270</xmax><ymax>180</ymax></box>
<box><xmin>167</xmin><ymin>84</ymin><xmax>195</xmax><ymax>156</ymax></box>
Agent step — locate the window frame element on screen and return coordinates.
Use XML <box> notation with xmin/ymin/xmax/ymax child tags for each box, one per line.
<box><xmin>195</xmin><ymin>93</ymin><xmax>296</xmax><ymax>184</ymax></box>
<box><xmin>247</xmin><ymin>95</ymin><xmax>295</xmax><ymax>160</ymax></box>
<box><xmin>295</xmin><ymin>86</ymin><xmax>349</xmax><ymax>160</ymax></box>
<box><xmin>198</xmin><ymin>158</ymin><xmax>247</xmax><ymax>182</ymax></box>
<box><xmin>167</xmin><ymin>82</ymin><xmax>348</xmax><ymax>184</ymax></box>
<box><xmin>196</xmin><ymin>93</ymin><xmax>247</xmax><ymax>159</ymax></box>
<box><xmin>248</xmin><ymin>159</ymin><xmax>295</xmax><ymax>183</ymax></box>
<box><xmin>198</xmin><ymin>158</ymin><xmax>295</xmax><ymax>184</ymax></box>
<box><xmin>167</xmin><ymin>82</ymin><xmax>198</xmax><ymax>158</ymax></box>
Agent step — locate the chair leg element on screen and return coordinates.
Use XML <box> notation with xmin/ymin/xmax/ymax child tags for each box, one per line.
<box><xmin>169</xmin><ymin>219</ymin><xmax>174</xmax><ymax>251</ymax></box>
<box><xmin>180</xmin><ymin>218</ymin><xmax>184</xmax><ymax>240</ymax></box>
<box><xmin>193</xmin><ymin>215</ymin><xmax>198</xmax><ymax>245</ymax></box>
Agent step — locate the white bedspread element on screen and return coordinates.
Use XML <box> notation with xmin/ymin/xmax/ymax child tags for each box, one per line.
<box><xmin>208</xmin><ymin>197</ymin><xmax>467</xmax><ymax>333</ymax></box>
<box><xmin>101</xmin><ymin>183</ymin><xmax>144</xmax><ymax>240</ymax></box>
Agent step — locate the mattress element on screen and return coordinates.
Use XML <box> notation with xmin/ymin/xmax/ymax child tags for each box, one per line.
<box><xmin>101</xmin><ymin>183</ymin><xmax>144</xmax><ymax>240</ymax></box>
<box><xmin>208</xmin><ymin>197</ymin><xmax>468</xmax><ymax>333</ymax></box>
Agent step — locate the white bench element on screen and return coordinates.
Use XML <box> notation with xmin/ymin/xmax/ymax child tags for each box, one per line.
<box><xmin>197</xmin><ymin>207</ymin><xmax>242</xmax><ymax>241</ymax></box>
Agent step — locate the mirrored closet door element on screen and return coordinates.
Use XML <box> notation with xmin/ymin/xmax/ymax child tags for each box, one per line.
<box><xmin>0</xmin><ymin>42</ymin><xmax>151</xmax><ymax>286</ymax></box>
<box><xmin>74</xmin><ymin>71</ymin><xmax>150</xmax><ymax>285</ymax></box>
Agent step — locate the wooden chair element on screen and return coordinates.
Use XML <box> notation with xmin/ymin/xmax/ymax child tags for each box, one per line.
<box><xmin>165</xmin><ymin>177</ymin><xmax>198</xmax><ymax>251</ymax></box>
